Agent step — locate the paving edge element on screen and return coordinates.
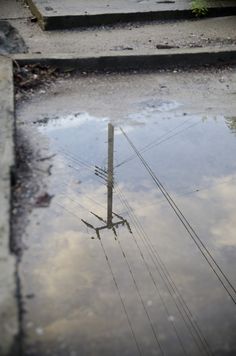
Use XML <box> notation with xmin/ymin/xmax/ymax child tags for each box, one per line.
<box><xmin>25</xmin><ymin>0</ymin><xmax>236</xmax><ymax>30</ymax></box>
<box><xmin>0</xmin><ymin>56</ymin><xmax>19</xmax><ymax>356</ymax></box>
<box><xmin>13</xmin><ymin>46</ymin><xmax>236</xmax><ymax>71</ymax></box>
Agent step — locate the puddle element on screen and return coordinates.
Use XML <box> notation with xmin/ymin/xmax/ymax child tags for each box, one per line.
<box><xmin>16</xmin><ymin>77</ymin><xmax>236</xmax><ymax>355</ymax></box>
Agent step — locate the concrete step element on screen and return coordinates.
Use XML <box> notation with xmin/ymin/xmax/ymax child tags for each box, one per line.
<box><xmin>9</xmin><ymin>16</ymin><xmax>236</xmax><ymax>57</ymax></box>
<box><xmin>25</xmin><ymin>0</ymin><xmax>236</xmax><ymax>30</ymax></box>
<box><xmin>14</xmin><ymin>46</ymin><xmax>236</xmax><ymax>71</ymax></box>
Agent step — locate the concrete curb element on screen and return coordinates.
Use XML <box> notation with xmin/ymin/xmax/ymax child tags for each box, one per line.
<box><xmin>0</xmin><ymin>56</ymin><xmax>18</xmax><ymax>356</ymax></box>
<box><xmin>13</xmin><ymin>46</ymin><xmax>236</xmax><ymax>71</ymax></box>
<box><xmin>25</xmin><ymin>0</ymin><xmax>236</xmax><ymax>30</ymax></box>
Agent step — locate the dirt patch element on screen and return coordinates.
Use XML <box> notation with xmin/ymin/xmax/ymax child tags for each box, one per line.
<box><xmin>14</xmin><ymin>64</ymin><xmax>78</xmax><ymax>102</ymax></box>
<box><xmin>14</xmin><ymin>64</ymin><xmax>60</xmax><ymax>101</ymax></box>
<box><xmin>11</xmin><ymin>129</ymin><xmax>54</xmax><ymax>256</ymax></box>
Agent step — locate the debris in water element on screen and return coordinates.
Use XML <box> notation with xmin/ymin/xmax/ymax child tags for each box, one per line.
<box><xmin>35</xmin><ymin>192</ymin><xmax>54</xmax><ymax>207</ymax></box>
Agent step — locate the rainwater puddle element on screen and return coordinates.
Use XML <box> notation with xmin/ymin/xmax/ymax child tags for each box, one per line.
<box><xmin>17</xmin><ymin>82</ymin><xmax>236</xmax><ymax>355</ymax></box>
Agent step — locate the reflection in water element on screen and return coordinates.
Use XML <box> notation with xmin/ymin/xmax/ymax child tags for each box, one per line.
<box><xmin>21</xmin><ymin>111</ymin><xmax>236</xmax><ymax>355</ymax></box>
<box><xmin>82</xmin><ymin>123</ymin><xmax>132</xmax><ymax>239</ymax></box>
<box><xmin>119</xmin><ymin>125</ymin><xmax>236</xmax><ymax>305</ymax></box>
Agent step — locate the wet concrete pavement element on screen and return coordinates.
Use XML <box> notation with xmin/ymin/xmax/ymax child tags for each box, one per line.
<box><xmin>15</xmin><ymin>69</ymin><xmax>236</xmax><ymax>355</ymax></box>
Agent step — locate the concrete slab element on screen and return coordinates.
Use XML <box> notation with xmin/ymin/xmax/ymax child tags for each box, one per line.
<box><xmin>9</xmin><ymin>16</ymin><xmax>236</xmax><ymax>56</ymax></box>
<box><xmin>0</xmin><ymin>0</ymin><xmax>30</xmax><ymax>20</ymax></box>
<box><xmin>0</xmin><ymin>56</ymin><xmax>19</xmax><ymax>355</ymax></box>
<box><xmin>25</xmin><ymin>0</ymin><xmax>236</xmax><ymax>30</ymax></box>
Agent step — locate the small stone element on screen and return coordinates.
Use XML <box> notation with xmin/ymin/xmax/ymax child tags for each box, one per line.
<box><xmin>12</xmin><ymin>208</ymin><xmax>18</xmax><ymax>215</ymax></box>
<box><xmin>70</xmin><ymin>352</ymin><xmax>77</xmax><ymax>356</ymax></box>
<box><xmin>26</xmin><ymin>321</ymin><xmax>34</xmax><ymax>329</ymax></box>
<box><xmin>35</xmin><ymin>327</ymin><xmax>44</xmax><ymax>336</ymax></box>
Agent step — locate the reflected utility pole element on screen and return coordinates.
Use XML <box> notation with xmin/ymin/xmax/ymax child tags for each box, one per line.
<box><xmin>107</xmin><ymin>123</ymin><xmax>114</xmax><ymax>228</ymax></box>
<box><xmin>82</xmin><ymin>123</ymin><xmax>132</xmax><ymax>239</ymax></box>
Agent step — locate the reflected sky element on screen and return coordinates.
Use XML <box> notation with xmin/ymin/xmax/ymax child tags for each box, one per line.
<box><xmin>18</xmin><ymin>85</ymin><xmax>236</xmax><ymax>356</ymax></box>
